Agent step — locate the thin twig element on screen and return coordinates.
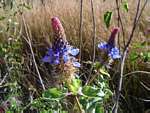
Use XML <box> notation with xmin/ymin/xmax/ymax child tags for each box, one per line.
<box><xmin>75</xmin><ymin>96</ymin><xmax>84</xmax><ymax>113</ymax></box>
<box><xmin>140</xmin><ymin>81</ymin><xmax>150</xmax><ymax>91</ymax></box>
<box><xmin>0</xmin><ymin>73</ymin><xmax>8</xmax><ymax>85</ymax></box>
<box><xmin>79</xmin><ymin>0</ymin><xmax>83</xmax><ymax>61</ymax></box>
<box><xmin>85</xmin><ymin>0</ymin><xmax>96</xmax><ymax>85</ymax></box>
<box><xmin>113</xmin><ymin>49</ymin><xmax>127</xmax><ymax>113</ymax></box>
<box><xmin>115</xmin><ymin>0</ymin><xmax>125</xmax><ymax>47</ymax></box>
<box><xmin>113</xmin><ymin>0</ymin><xmax>140</xmax><ymax>111</ymax></box>
<box><xmin>124</xmin><ymin>0</ymin><xmax>141</xmax><ymax>51</ymax></box>
<box><xmin>124</xmin><ymin>70</ymin><xmax>150</xmax><ymax>77</ymax></box>
<box><xmin>136</xmin><ymin>0</ymin><xmax>148</xmax><ymax>24</ymax></box>
<box><xmin>113</xmin><ymin>0</ymin><xmax>148</xmax><ymax>112</ymax></box>
<box><xmin>22</xmin><ymin>16</ymin><xmax>45</xmax><ymax>90</ymax></box>
<box><xmin>90</xmin><ymin>0</ymin><xmax>96</xmax><ymax>63</ymax></box>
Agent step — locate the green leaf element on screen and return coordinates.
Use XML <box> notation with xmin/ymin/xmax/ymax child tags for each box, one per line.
<box><xmin>6</xmin><ymin>111</ymin><xmax>11</xmax><ymax>113</ymax></box>
<box><xmin>94</xmin><ymin>62</ymin><xmax>102</xmax><ymax>69</ymax></box>
<box><xmin>130</xmin><ymin>52</ymin><xmax>139</xmax><ymax>62</ymax></box>
<box><xmin>148</xmin><ymin>52</ymin><xmax>150</xmax><ymax>59</ymax></box>
<box><xmin>43</xmin><ymin>88</ymin><xmax>64</xmax><ymax>99</ymax></box>
<box><xmin>104</xmin><ymin>11</ymin><xmax>112</xmax><ymax>28</ymax></box>
<box><xmin>95</xmin><ymin>104</ymin><xmax>104</xmax><ymax>113</ymax></box>
<box><xmin>123</xmin><ymin>1</ymin><xmax>129</xmax><ymax>12</ymax></box>
<box><xmin>104</xmin><ymin>89</ymin><xmax>113</xmax><ymax>100</ymax></box>
<box><xmin>142</xmin><ymin>52</ymin><xmax>150</xmax><ymax>62</ymax></box>
<box><xmin>87</xmin><ymin>98</ymin><xmax>101</xmax><ymax>112</ymax></box>
<box><xmin>82</xmin><ymin>86</ymin><xmax>99</xmax><ymax>97</ymax></box>
<box><xmin>68</xmin><ymin>79</ymin><xmax>81</xmax><ymax>95</ymax></box>
<box><xmin>97</xmin><ymin>90</ymin><xmax>105</xmax><ymax>97</ymax></box>
<box><xmin>0</xmin><ymin>16</ymin><xmax>6</xmax><ymax>21</ymax></box>
<box><xmin>23</xmin><ymin>3</ymin><xmax>32</xmax><ymax>10</ymax></box>
<box><xmin>99</xmin><ymin>67</ymin><xmax>110</xmax><ymax>77</ymax></box>
<box><xmin>40</xmin><ymin>110</ymin><xmax>49</xmax><ymax>113</ymax></box>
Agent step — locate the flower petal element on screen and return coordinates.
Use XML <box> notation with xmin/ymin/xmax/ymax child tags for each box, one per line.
<box><xmin>109</xmin><ymin>47</ymin><xmax>121</xmax><ymax>59</ymax></box>
<box><xmin>42</xmin><ymin>56</ymin><xmax>51</xmax><ymax>63</ymax></box>
<box><xmin>63</xmin><ymin>54</ymin><xmax>70</xmax><ymax>63</ymax></box>
<box><xmin>72</xmin><ymin>61</ymin><xmax>81</xmax><ymax>67</ymax></box>
<box><xmin>98</xmin><ymin>42</ymin><xmax>108</xmax><ymax>50</ymax></box>
<box><xmin>48</xmin><ymin>48</ymin><xmax>53</xmax><ymax>55</ymax></box>
<box><xmin>69</xmin><ymin>48</ymin><xmax>79</xmax><ymax>56</ymax></box>
<box><xmin>53</xmin><ymin>59</ymin><xmax>60</xmax><ymax>64</ymax></box>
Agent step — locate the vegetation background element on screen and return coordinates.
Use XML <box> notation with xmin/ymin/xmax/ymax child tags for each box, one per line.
<box><xmin>0</xmin><ymin>0</ymin><xmax>150</xmax><ymax>113</ymax></box>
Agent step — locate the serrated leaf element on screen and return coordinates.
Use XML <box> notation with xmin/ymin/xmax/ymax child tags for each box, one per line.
<box><xmin>43</xmin><ymin>88</ymin><xmax>64</xmax><ymax>99</ymax></box>
<box><xmin>68</xmin><ymin>79</ymin><xmax>81</xmax><ymax>95</ymax></box>
<box><xmin>104</xmin><ymin>11</ymin><xmax>112</xmax><ymax>28</ymax></box>
<box><xmin>82</xmin><ymin>86</ymin><xmax>99</xmax><ymax>97</ymax></box>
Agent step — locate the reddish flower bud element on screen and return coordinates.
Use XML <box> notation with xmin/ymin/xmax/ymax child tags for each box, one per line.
<box><xmin>107</xmin><ymin>27</ymin><xmax>120</xmax><ymax>47</ymax></box>
<box><xmin>51</xmin><ymin>17</ymin><xmax>64</xmax><ymax>34</ymax></box>
<box><xmin>0</xmin><ymin>106</ymin><xmax>5</xmax><ymax>113</ymax></box>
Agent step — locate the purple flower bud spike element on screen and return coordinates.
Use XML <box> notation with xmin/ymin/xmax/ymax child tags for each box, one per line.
<box><xmin>51</xmin><ymin>17</ymin><xmax>64</xmax><ymax>34</ymax></box>
<box><xmin>98</xmin><ymin>27</ymin><xmax>121</xmax><ymax>59</ymax></box>
<box><xmin>42</xmin><ymin>17</ymin><xmax>80</xmax><ymax>67</ymax></box>
<box><xmin>107</xmin><ymin>27</ymin><xmax>120</xmax><ymax>48</ymax></box>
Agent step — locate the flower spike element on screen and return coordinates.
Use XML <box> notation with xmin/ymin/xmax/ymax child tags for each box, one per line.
<box><xmin>42</xmin><ymin>17</ymin><xmax>80</xmax><ymax>67</ymax></box>
<box><xmin>98</xmin><ymin>27</ymin><xmax>121</xmax><ymax>59</ymax></box>
<box><xmin>107</xmin><ymin>27</ymin><xmax>120</xmax><ymax>48</ymax></box>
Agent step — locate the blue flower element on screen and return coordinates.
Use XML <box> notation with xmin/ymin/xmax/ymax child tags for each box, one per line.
<box><xmin>98</xmin><ymin>27</ymin><xmax>121</xmax><ymax>59</ymax></box>
<box><xmin>98</xmin><ymin>42</ymin><xmax>108</xmax><ymax>50</ymax></box>
<box><xmin>42</xmin><ymin>43</ymin><xmax>80</xmax><ymax>67</ymax></box>
<box><xmin>69</xmin><ymin>48</ymin><xmax>79</xmax><ymax>56</ymax></box>
<box><xmin>108</xmin><ymin>47</ymin><xmax>121</xmax><ymax>59</ymax></box>
<box><xmin>98</xmin><ymin>42</ymin><xmax>121</xmax><ymax>59</ymax></box>
<box><xmin>72</xmin><ymin>61</ymin><xmax>81</xmax><ymax>67</ymax></box>
<box><xmin>42</xmin><ymin>55</ymin><xmax>51</xmax><ymax>63</ymax></box>
<box><xmin>63</xmin><ymin>53</ymin><xmax>70</xmax><ymax>63</ymax></box>
<box><xmin>42</xmin><ymin>51</ymin><xmax>60</xmax><ymax>64</ymax></box>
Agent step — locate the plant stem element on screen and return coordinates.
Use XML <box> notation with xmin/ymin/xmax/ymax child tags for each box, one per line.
<box><xmin>75</xmin><ymin>96</ymin><xmax>84</xmax><ymax>113</ymax></box>
<box><xmin>90</xmin><ymin>0</ymin><xmax>96</xmax><ymax>63</ymax></box>
<box><xmin>124</xmin><ymin>71</ymin><xmax>150</xmax><ymax>77</ymax></box>
<box><xmin>113</xmin><ymin>0</ymin><xmax>148</xmax><ymax>112</ymax></box>
<box><xmin>22</xmin><ymin>16</ymin><xmax>46</xmax><ymax>90</ymax></box>
<box><xmin>85</xmin><ymin>0</ymin><xmax>96</xmax><ymax>85</ymax></box>
<box><xmin>79</xmin><ymin>0</ymin><xmax>83</xmax><ymax>61</ymax></box>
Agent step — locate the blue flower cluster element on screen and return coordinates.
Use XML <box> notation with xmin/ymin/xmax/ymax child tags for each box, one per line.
<box><xmin>42</xmin><ymin>38</ymin><xmax>80</xmax><ymax>67</ymax></box>
<box><xmin>98</xmin><ymin>42</ymin><xmax>121</xmax><ymax>59</ymax></box>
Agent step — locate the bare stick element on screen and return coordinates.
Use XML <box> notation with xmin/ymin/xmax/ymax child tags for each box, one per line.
<box><xmin>112</xmin><ymin>49</ymin><xmax>127</xmax><ymax>113</ymax></box>
<box><xmin>113</xmin><ymin>0</ymin><xmax>141</xmax><ymax>112</ymax></box>
<box><xmin>124</xmin><ymin>71</ymin><xmax>150</xmax><ymax>77</ymax></box>
<box><xmin>85</xmin><ymin>0</ymin><xmax>96</xmax><ymax>85</ymax></box>
<box><xmin>140</xmin><ymin>82</ymin><xmax>150</xmax><ymax>91</ymax></box>
<box><xmin>113</xmin><ymin>0</ymin><xmax>148</xmax><ymax>112</ymax></box>
<box><xmin>79</xmin><ymin>0</ymin><xmax>83</xmax><ymax>61</ymax></box>
<box><xmin>75</xmin><ymin>96</ymin><xmax>84</xmax><ymax>113</ymax></box>
<box><xmin>115</xmin><ymin>0</ymin><xmax>125</xmax><ymax>47</ymax></box>
<box><xmin>124</xmin><ymin>0</ymin><xmax>148</xmax><ymax>50</ymax></box>
<box><xmin>22</xmin><ymin>16</ymin><xmax>45</xmax><ymax>90</ymax></box>
<box><xmin>90</xmin><ymin>0</ymin><xmax>96</xmax><ymax>63</ymax></box>
<box><xmin>124</xmin><ymin>0</ymin><xmax>141</xmax><ymax>51</ymax></box>
<box><xmin>0</xmin><ymin>73</ymin><xmax>8</xmax><ymax>85</ymax></box>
